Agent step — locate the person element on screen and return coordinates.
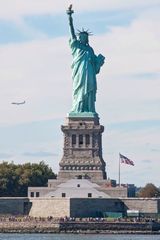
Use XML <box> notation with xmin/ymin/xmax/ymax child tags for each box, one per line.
<box><xmin>67</xmin><ymin>5</ymin><xmax>105</xmax><ymax>113</ymax></box>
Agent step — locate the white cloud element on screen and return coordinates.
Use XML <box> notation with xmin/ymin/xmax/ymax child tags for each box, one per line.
<box><xmin>0</xmin><ymin>0</ymin><xmax>160</xmax><ymax>21</ymax></box>
<box><xmin>0</xmin><ymin>37</ymin><xmax>72</xmax><ymax>125</ymax></box>
<box><xmin>93</xmin><ymin>9</ymin><xmax>160</xmax><ymax>123</ymax></box>
<box><xmin>14</xmin><ymin>18</ymin><xmax>48</xmax><ymax>40</ymax></box>
<box><xmin>104</xmin><ymin>125</ymin><xmax>160</xmax><ymax>185</ymax></box>
<box><xmin>93</xmin><ymin>14</ymin><xmax>160</xmax><ymax>76</ymax></box>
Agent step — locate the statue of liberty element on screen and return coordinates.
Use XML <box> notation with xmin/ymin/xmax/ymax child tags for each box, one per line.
<box><xmin>67</xmin><ymin>5</ymin><xmax>105</xmax><ymax>115</ymax></box>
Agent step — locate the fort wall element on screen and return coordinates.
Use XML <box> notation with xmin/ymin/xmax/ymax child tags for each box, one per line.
<box><xmin>0</xmin><ymin>197</ymin><xmax>160</xmax><ymax>218</ymax></box>
<box><xmin>122</xmin><ymin>198</ymin><xmax>160</xmax><ymax>214</ymax></box>
<box><xmin>29</xmin><ymin>198</ymin><xmax>70</xmax><ymax>218</ymax></box>
<box><xmin>0</xmin><ymin>198</ymin><xmax>29</xmax><ymax>215</ymax></box>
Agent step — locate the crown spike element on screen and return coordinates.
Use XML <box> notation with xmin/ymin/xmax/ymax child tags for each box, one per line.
<box><xmin>76</xmin><ymin>28</ymin><xmax>93</xmax><ymax>36</ymax></box>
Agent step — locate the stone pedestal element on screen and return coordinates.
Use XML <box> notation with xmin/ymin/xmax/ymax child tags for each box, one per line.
<box><xmin>58</xmin><ymin>115</ymin><xmax>107</xmax><ymax>181</ymax></box>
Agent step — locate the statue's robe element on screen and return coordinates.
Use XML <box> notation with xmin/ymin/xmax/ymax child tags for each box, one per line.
<box><xmin>69</xmin><ymin>38</ymin><xmax>102</xmax><ymax>113</ymax></box>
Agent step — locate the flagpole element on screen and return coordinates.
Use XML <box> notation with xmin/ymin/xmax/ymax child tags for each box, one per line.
<box><xmin>119</xmin><ymin>153</ymin><xmax>120</xmax><ymax>187</ymax></box>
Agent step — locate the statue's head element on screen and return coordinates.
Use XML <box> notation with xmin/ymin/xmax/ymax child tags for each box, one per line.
<box><xmin>77</xmin><ymin>29</ymin><xmax>92</xmax><ymax>45</ymax></box>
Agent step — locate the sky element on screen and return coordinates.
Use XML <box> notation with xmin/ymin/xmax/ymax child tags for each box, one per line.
<box><xmin>0</xmin><ymin>0</ymin><xmax>160</xmax><ymax>187</ymax></box>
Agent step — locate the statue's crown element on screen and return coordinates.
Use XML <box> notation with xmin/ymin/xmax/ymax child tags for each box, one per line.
<box><xmin>77</xmin><ymin>28</ymin><xmax>93</xmax><ymax>36</ymax></box>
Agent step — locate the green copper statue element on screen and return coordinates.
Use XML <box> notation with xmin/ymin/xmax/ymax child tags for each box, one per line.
<box><xmin>67</xmin><ymin>5</ymin><xmax>105</xmax><ymax>115</ymax></box>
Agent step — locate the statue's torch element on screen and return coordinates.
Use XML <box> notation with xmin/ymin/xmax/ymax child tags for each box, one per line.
<box><xmin>66</xmin><ymin>4</ymin><xmax>74</xmax><ymax>15</ymax></box>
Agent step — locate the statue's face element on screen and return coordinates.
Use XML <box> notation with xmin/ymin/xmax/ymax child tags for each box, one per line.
<box><xmin>79</xmin><ymin>33</ymin><xmax>89</xmax><ymax>44</ymax></box>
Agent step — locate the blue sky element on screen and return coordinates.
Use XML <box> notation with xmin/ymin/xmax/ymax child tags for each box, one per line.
<box><xmin>0</xmin><ymin>0</ymin><xmax>160</xmax><ymax>186</ymax></box>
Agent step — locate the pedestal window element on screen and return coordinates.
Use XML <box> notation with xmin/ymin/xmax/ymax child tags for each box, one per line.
<box><xmin>62</xmin><ymin>193</ymin><xmax>66</xmax><ymax>197</ymax></box>
<box><xmin>79</xmin><ymin>134</ymin><xmax>83</xmax><ymax>145</ymax></box>
<box><xmin>72</xmin><ymin>134</ymin><xmax>76</xmax><ymax>145</ymax></box>
<box><xmin>88</xmin><ymin>193</ymin><xmax>92</xmax><ymax>198</ymax></box>
<box><xmin>86</xmin><ymin>134</ymin><xmax>90</xmax><ymax>145</ymax></box>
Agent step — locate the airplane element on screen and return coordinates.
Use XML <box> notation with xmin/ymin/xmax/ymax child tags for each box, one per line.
<box><xmin>11</xmin><ymin>101</ymin><xmax>26</xmax><ymax>105</ymax></box>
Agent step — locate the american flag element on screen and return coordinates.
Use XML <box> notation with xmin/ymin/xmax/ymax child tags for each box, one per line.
<box><xmin>119</xmin><ymin>153</ymin><xmax>134</xmax><ymax>166</ymax></box>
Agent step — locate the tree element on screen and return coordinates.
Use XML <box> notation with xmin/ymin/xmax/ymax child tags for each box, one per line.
<box><xmin>0</xmin><ymin>161</ymin><xmax>56</xmax><ymax>197</ymax></box>
<box><xmin>138</xmin><ymin>183</ymin><xmax>160</xmax><ymax>198</ymax></box>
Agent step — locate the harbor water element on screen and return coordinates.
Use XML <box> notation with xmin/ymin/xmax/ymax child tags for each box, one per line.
<box><xmin>0</xmin><ymin>234</ymin><xmax>160</xmax><ymax>240</ymax></box>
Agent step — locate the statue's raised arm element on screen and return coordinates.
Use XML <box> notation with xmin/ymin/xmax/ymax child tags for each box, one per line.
<box><xmin>66</xmin><ymin>4</ymin><xmax>76</xmax><ymax>40</ymax></box>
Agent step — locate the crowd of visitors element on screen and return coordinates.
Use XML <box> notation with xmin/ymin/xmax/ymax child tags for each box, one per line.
<box><xmin>0</xmin><ymin>215</ymin><xmax>157</xmax><ymax>223</ymax></box>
